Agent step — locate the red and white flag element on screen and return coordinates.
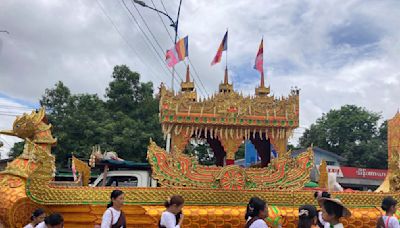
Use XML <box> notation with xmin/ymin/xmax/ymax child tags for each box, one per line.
<box><xmin>254</xmin><ymin>39</ymin><xmax>263</xmax><ymax>74</ymax></box>
<box><xmin>211</xmin><ymin>31</ymin><xmax>228</xmax><ymax>66</ymax></box>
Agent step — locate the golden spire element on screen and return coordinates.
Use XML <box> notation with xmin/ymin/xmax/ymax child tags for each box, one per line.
<box><xmin>219</xmin><ymin>67</ymin><xmax>233</xmax><ymax>93</ymax></box>
<box><xmin>180</xmin><ymin>65</ymin><xmax>196</xmax><ymax>101</ymax></box>
<box><xmin>185</xmin><ymin>65</ymin><xmax>190</xmax><ymax>83</ymax></box>
<box><xmin>255</xmin><ymin>72</ymin><xmax>270</xmax><ymax>96</ymax></box>
<box><xmin>260</xmin><ymin>72</ymin><xmax>265</xmax><ymax>88</ymax></box>
<box><xmin>224</xmin><ymin>66</ymin><xmax>228</xmax><ymax>84</ymax></box>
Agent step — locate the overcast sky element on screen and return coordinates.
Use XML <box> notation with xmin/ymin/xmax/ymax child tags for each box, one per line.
<box><xmin>0</xmin><ymin>0</ymin><xmax>399</xmax><ymax>158</ymax></box>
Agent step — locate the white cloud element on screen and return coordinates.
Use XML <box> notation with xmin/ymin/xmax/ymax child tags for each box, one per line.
<box><xmin>0</xmin><ymin>97</ymin><xmax>30</xmax><ymax>158</ymax></box>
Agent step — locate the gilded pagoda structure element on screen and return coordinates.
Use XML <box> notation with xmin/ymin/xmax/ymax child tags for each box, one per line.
<box><xmin>0</xmin><ymin>68</ymin><xmax>399</xmax><ymax>227</ymax></box>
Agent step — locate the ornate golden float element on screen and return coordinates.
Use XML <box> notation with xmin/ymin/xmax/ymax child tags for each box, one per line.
<box><xmin>0</xmin><ymin>69</ymin><xmax>399</xmax><ymax>227</ymax></box>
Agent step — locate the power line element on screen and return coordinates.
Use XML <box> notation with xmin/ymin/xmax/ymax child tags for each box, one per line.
<box><xmin>129</xmin><ymin>0</ymin><xmax>188</xmax><ymax>86</ymax></box>
<box><xmin>121</xmin><ymin>0</ymin><xmax>181</xmax><ymax>89</ymax></box>
<box><xmin>132</xmin><ymin>0</ymin><xmax>171</xmax><ymax>62</ymax></box>
<box><xmin>138</xmin><ymin>0</ymin><xmax>209</xmax><ymax>97</ymax></box>
<box><xmin>158</xmin><ymin>0</ymin><xmax>209</xmax><ymax>97</ymax></box>
<box><xmin>159</xmin><ymin>0</ymin><xmax>170</xmax><ymax>20</ymax></box>
<box><xmin>150</xmin><ymin>0</ymin><xmax>174</xmax><ymax>44</ymax></box>
<box><xmin>121</xmin><ymin>0</ymin><xmax>180</xmax><ymax>89</ymax></box>
<box><xmin>0</xmin><ymin>103</ymin><xmax>36</xmax><ymax>109</ymax></box>
<box><xmin>95</xmin><ymin>0</ymin><xmax>165</xmax><ymax>83</ymax></box>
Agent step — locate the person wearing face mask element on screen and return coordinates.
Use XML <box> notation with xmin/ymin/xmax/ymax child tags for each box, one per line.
<box><xmin>159</xmin><ymin>195</ymin><xmax>185</xmax><ymax>228</ymax></box>
<box><xmin>245</xmin><ymin>197</ymin><xmax>269</xmax><ymax>228</ymax></box>
<box><xmin>101</xmin><ymin>190</ymin><xmax>126</xmax><ymax>228</ymax></box>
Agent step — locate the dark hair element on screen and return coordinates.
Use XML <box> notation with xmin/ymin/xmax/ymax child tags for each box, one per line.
<box><xmin>107</xmin><ymin>190</ymin><xmax>124</xmax><ymax>208</ymax></box>
<box><xmin>164</xmin><ymin>195</ymin><xmax>184</xmax><ymax>208</ymax></box>
<box><xmin>323</xmin><ymin>200</ymin><xmax>343</xmax><ymax>219</ymax></box>
<box><xmin>31</xmin><ymin>208</ymin><xmax>45</xmax><ymax>221</ymax></box>
<box><xmin>245</xmin><ymin>197</ymin><xmax>267</xmax><ymax>220</ymax></box>
<box><xmin>298</xmin><ymin>204</ymin><xmax>317</xmax><ymax>228</ymax></box>
<box><xmin>381</xmin><ymin>196</ymin><xmax>397</xmax><ymax>211</ymax></box>
<box><xmin>44</xmin><ymin>213</ymin><xmax>64</xmax><ymax>225</ymax></box>
<box><xmin>313</xmin><ymin>191</ymin><xmax>331</xmax><ymax>199</ymax></box>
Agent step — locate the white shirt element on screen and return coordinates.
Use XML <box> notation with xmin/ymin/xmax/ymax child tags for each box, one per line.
<box><xmin>101</xmin><ymin>207</ymin><xmax>122</xmax><ymax>228</ymax></box>
<box><xmin>35</xmin><ymin>222</ymin><xmax>47</xmax><ymax>228</ymax></box>
<box><xmin>23</xmin><ymin>224</ymin><xmax>34</xmax><ymax>228</ymax></box>
<box><xmin>246</xmin><ymin>217</ymin><xmax>268</xmax><ymax>228</ymax></box>
<box><xmin>318</xmin><ymin>211</ymin><xmax>330</xmax><ymax>228</ymax></box>
<box><xmin>160</xmin><ymin>211</ymin><xmax>180</xmax><ymax>228</ymax></box>
<box><xmin>382</xmin><ymin>216</ymin><xmax>400</xmax><ymax>228</ymax></box>
<box><xmin>249</xmin><ymin>219</ymin><xmax>268</xmax><ymax>228</ymax></box>
<box><xmin>330</xmin><ymin>223</ymin><xmax>344</xmax><ymax>228</ymax></box>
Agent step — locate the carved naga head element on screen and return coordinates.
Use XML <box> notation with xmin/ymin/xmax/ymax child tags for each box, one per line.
<box><xmin>0</xmin><ymin>108</ymin><xmax>47</xmax><ymax>140</ymax></box>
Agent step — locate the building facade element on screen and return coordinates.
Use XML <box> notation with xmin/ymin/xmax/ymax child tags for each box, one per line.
<box><xmin>292</xmin><ymin>147</ymin><xmax>387</xmax><ymax>191</ymax></box>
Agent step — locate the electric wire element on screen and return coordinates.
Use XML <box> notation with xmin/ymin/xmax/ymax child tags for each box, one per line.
<box><xmin>95</xmin><ymin>0</ymin><xmax>167</xmax><ymax>83</ymax></box>
<box><xmin>158</xmin><ymin>0</ymin><xmax>209</xmax><ymax>97</ymax></box>
<box><xmin>121</xmin><ymin>0</ymin><xmax>181</xmax><ymax>89</ymax></box>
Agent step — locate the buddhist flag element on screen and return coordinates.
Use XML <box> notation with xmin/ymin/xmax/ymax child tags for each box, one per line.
<box><xmin>254</xmin><ymin>39</ymin><xmax>263</xmax><ymax>74</ymax></box>
<box><xmin>166</xmin><ymin>36</ymin><xmax>188</xmax><ymax>67</ymax></box>
<box><xmin>211</xmin><ymin>31</ymin><xmax>228</xmax><ymax>66</ymax></box>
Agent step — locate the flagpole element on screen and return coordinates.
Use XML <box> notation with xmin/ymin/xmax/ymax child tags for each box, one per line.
<box><xmin>225</xmin><ymin>28</ymin><xmax>228</xmax><ymax>73</ymax></box>
<box><xmin>261</xmin><ymin>36</ymin><xmax>264</xmax><ymax>87</ymax></box>
<box><xmin>172</xmin><ymin>0</ymin><xmax>183</xmax><ymax>93</ymax></box>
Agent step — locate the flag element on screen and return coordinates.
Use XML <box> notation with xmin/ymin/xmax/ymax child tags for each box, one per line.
<box><xmin>175</xmin><ymin>36</ymin><xmax>188</xmax><ymax>60</ymax></box>
<box><xmin>211</xmin><ymin>31</ymin><xmax>228</xmax><ymax>65</ymax></box>
<box><xmin>165</xmin><ymin>36</ymin><xmax>188</xmax><ymax>67</ymax></box>
<box><xmin>72</xmin><ymin>156</ymin><xmax>77</xmax><ymax>181</ymax></box>
<box><xmin>166</xmin><ymin>49</ymin><xmax>178</xmax><ymax>67</ymax></box>
<box><xmin>254</xmin><ymin>39</ymin><xmax>263</xmax><ymax>74</ymax></box>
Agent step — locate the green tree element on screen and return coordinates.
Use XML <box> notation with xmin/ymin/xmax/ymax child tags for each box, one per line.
<box><xmin>235</xmin><ymin>143</ymin><xmax>245</xmax><ymax>160</ymax></box>
<box><xmin>104</xmin><ymin>65</ymin><xmax>164</xmax><ymax>162</ymax></box>
<box><xmin>10</xmin><ymin>65</ymin><xmax>164</xmax><ymax>166</ymax></box>
<box><xmin>184</xmin><ymin>140</ymin><xmax>215</xmax><ymax>166</ymax></box>
<box><xmin>299</xmin><ymin>105</ymin><xmax>387</xmax><ymax>168</ymax></box>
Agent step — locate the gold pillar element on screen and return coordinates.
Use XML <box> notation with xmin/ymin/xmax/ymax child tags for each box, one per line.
<box><xmin>170</xmin><ymin>131</ymin><xmax>191</xmax><ymax>154</ymax></box>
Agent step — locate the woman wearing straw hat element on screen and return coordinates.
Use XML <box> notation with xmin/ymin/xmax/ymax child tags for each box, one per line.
<box><xmin>318</xmin><ymin>198</ymin><xmax>351</xmax><ymax>228</ymax></box>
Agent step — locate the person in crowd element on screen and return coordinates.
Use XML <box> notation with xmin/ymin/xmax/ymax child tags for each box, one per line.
<box><xmin>36</xmin><ymin>213</ymin><xmax>64</xmax><ymax>228</ymax></box>
<box><xmin>376</xmin><ymin>196</ymin><xmax>400</xmax><ymax>228</ymax></box>
<box><xmin>159</xmin><ymin>195</ymin><xmax>185</xmax><ymax>228</ymax></box>
<box><xmin>101</xmin><ymin>190</ymin><xmax>126</xmax><ymax>228</ymax></box>
<box><xmin>23</xmin><ymin>208</ymin><xmax>46</xmax><ymax>228</ymax></box>
<box><xmin>314</xmin><ymin>191</ymin><xmax>331</xmax><ymax>228</ymax></box>
<box><xmin>245</xmin><ymin>197</ymin><xmax>269</xmax><ymax>228</ymax></box>
<box><xmin>298</xmin><ymin>204</ymin><xmax>318</xmax><ymax>228</ymax></box>
<box><xmin>318</xmin><ymin>198</ymin><xmax>351</xmax><ymax>228</ymax></box>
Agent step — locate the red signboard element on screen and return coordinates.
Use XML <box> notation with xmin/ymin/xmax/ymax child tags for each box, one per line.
<box><xmin>340</xmin><ymin>166</ymin><xmax>387</xmax><ymax>180</ymax></box>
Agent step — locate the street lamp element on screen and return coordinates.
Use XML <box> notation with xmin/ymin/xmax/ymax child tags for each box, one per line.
<box><xmin>133</xmin><ymin>0</ymin><xmax>182</xmax><ymax>43</ymax></box>
<box><xmin>133</xmin><ymin>0</ymin><xmax>183</xmax><ymax>153</ymax></box>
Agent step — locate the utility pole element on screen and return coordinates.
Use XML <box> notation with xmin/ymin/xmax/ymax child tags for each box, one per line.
<box><xmin>133</xmin><ymin>0</ymin><xmax>183</xmax><ymax>153</ymax></box>
<box><xmin>133</xmin><ymin>0</ymin><xmax>183</xmax><ymax>92</ymax></box>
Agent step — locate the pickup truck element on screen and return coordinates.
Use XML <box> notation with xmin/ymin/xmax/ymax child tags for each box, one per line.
<box><xmin>90</xmin><ymin>170</ymin><xmax>157</xmax><ymax>187</ymax></box>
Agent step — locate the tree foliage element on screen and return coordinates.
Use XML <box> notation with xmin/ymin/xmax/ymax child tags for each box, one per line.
<box><xmin>184</xmin><ymin>140</ymin><xmax>215</xmax><ymax>166</ymax></box>
<box><xmin>10</xmin><ymin>65</ymin><xmax>164</xmax><ymax>167</ymax></box>
<box><xmin>299</xmin><ymin>105</ymin><xmax>387</xmax><ymax>168</ymax></box>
